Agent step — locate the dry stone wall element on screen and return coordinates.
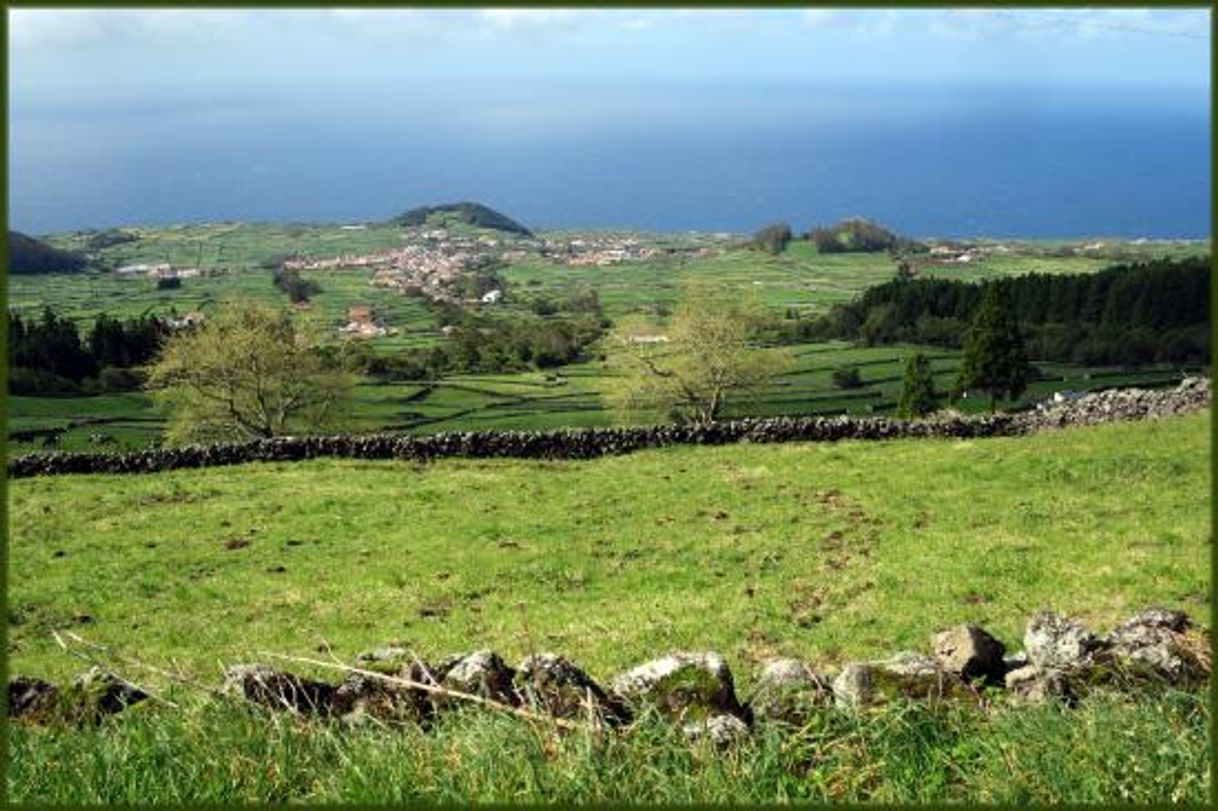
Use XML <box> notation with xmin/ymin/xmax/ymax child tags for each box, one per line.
<box><xmin>10</xmin><ymin>608</ymin><xmax>1209</xmax><ymax>737</ymax></box>
<box><xmin>8</xmin><ymin>378</ymin><xmax>1209</xmax><ymax>479</ymax></box>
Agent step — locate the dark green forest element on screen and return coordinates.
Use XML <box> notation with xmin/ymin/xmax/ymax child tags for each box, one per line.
<box><xmin>815</xmin><ymin>257</ymin><xmax>1210</xmax><ymax>365</ymax></box>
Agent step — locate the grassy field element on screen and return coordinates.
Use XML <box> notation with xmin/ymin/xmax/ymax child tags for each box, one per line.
<box><xmin>10</xmin><ymin>411</ymin><xmax>1208</xmax><ymax>682</ymax></box>
<box><xmin>18</xmin><ymin>226</ymin><xmax>1209</xmax><ymax>334</ymax></box>
<box><xmin>9</xmin><ymin>690</ymin><xmax>1207</xmax><ymax>803</ymax></box>
<box><xmin>7</xmin><ymin>411</ymin><xmax>1210</xmax><ymax>802</ymax></box>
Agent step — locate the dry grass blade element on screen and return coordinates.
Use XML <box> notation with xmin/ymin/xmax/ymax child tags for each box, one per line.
<box><xmin>51</xmin><ymin>630</ymin><xmax>182</xmax><ymax>709</ymax></box>
<box><xmin>263</xmin><ymin>651</ymin><xmax>589</xmax><ymax>731</ymax></box>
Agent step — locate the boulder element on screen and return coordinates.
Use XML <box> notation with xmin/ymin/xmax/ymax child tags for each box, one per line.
<box><xmin>684</xmin><ymin>713</ymin><xmax>750</xmax><ymax>748</ymax></box>
<box><xmin>70</xmin><ymin>667</ymin><xmax>149</xmax><ymax>719</ymax></box>
<box><xmin>1003</xmin><ymin>665</ymin><xmax>1074</xmax><ymax>706</ymax></box>
<box><xmin>8</xmin><ymin>676</ymin><xmax>60</xmax><ymax>723</ymax></box>
<box><xmin>223</xmin><ymin>664</ymin><xmax>335</xmax><ymax>715</ymax></box>
<box><xmin>931</xmin><ymin>624</ymin><xmax>1006</xmax><ymax>684</ymax></box>
<box><xmin>610</xmin><ymin>651</ymin><xmax>746</xmax><ymax>723</ymax></box>
<box><xmin>334</xmin><ymin>656</ymin><xmax>440</xmax><ymax>725</ymax></box>
<box><xmin>435</xmin><ymin>650</ymin><xmax>518</xmax><ymax>707</ymax></box>
<box><xmin>514</xmin><ymin>653</ymin><xmax>629</xmax><ymax>723</ymax></box>
<box><xmin>1103</xmin><ymin>608</ymin><xmax>1210</xmax><ymax>686</ymax></box>
<box><xmin>832</xmin><ymin>651</ymin><xmax>964</xmax><ymax>708</ymax></box>
<box><xmin>1024</xmin><ymin>611</ymin><xmax>1109</xmax><ymax>670</ymax></box>
<box><xmin>748</xmin><ymin>658</ymin><xmax>833</xmax><ymax>725</ymax></box>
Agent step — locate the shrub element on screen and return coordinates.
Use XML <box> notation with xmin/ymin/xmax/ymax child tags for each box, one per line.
<box><xmin>832</xmin><ymin>365</ymin><xmax>863</xmax><ymax>389</ymax></box>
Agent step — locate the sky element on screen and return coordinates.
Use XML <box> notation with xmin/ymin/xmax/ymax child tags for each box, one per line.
<box><xmin>10</xmin><ymin>7</ymin><xmax>1211</xmax><ymax>98</ymax></box>
<box><xmin>7</xmin><ymin>8</ymin><xmax>1212</xmax><ymax>236</ymax></box>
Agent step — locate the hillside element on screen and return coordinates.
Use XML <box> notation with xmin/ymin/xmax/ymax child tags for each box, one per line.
<box><xmin>390</xmin><ymin>201</ymin><xmax>533</xmax><ymax>236</ymax></box>
<box><xmin>10</xmin><ymin>411</ymin><xmax>1207</xmax><ymax>683</ymax></box>
<box><xmin>8</xmin><ymin>231</ymin><xmax>90</xmax><ymax>274</ymax></box>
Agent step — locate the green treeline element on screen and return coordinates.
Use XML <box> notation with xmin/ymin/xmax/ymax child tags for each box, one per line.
<box><xmin>816</xmin><ymin>257</ymin><xmax>1210</xmax><ymax>365</ymax></box>
<box><xmin>8</xmin><ymin>309</ymin><xmax>166</xmax><ymax>395</ymax></box>
<box><xmin>808</xmin><ymin>218</ymin><xmax>923</xmax><ymax>254</ymax></box>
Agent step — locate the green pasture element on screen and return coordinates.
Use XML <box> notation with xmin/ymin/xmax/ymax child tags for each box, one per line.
<box><xmin>7</xmin><ymin>224</ymin><xmax>1207</xmax><ymax>452</ymax></box>
<box><xmin>9</xmin><ymin>411</ymin><xmax>1209</xmax><ymax>686</ymax></box>
<box><xmin>20</xmin><ymin>224</ymin><xmax>1205</xmax><ymax>337</ymax></box>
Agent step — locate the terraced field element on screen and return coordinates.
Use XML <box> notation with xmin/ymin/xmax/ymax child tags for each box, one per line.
<box><xmin>8</xmin><ymin>341</ymin><xmax>1198</xmax><ymax>454</ymax></box>
<box><xmin>8</xmin><ymin>224</ymin><xmax>1207</xmax><ymax>453</ymax></box>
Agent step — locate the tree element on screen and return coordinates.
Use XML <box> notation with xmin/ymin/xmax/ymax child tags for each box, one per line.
<box><xmin>605</xmin><ymin>288</ymin><xmax>789</xmax><ymax>426</ymax></box>
<box><xmin>896</xmin><ymin>352</ymin><xmax>938</xmax><ymax>418</ymax></box>
<box><xmin>751</xmin><ymin>222</ymin><xmax>793</xmax><ymax>255</ymax></box>
<box><xmin>954</xmin><ymin>283</ymin><xmax>1030</xmax><ymax>411</ymax></box>
<box><xmin>146</xmin><ymin>303</ymin><xmax>354</xmax><ymax>444</ymax></box>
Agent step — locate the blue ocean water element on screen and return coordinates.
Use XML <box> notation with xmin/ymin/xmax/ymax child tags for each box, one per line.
<box><xmin>8</xmin><ymin>81</ymin><xmax>1211</xmax><ymax>238</ymax></box>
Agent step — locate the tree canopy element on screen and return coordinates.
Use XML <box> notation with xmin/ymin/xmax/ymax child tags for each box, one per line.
<box><xmin>605</xmin><ymin>288</ymin><xmax>789</xmax><ymax>426</ymax></box>
<box><xmin>896</xmin><ymin>352</ymin><xmax>938</xmax><ymax>418</ymax></box>
<box><xmin>146</xmin><ymin>303</ymin><xmax>354</xmax><ymax>444</ymax></box>
<box><xmin>955</xmin><ymin>284</ymin><xmax>1030</xmax><ymax>411</ymax></box>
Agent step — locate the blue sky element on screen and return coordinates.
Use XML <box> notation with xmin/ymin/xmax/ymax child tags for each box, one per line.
<box><xmin>10</xmin><ymin>8</ymin><xmax>1211</xmax><ymax>98</ymax></box>
<box><xmin>9</xmin><ymin>8</ymin><xmax>1211</xmax><ymax>235</ymax></box>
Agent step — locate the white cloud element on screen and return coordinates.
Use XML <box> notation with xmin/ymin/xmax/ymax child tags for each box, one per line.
<box><xmin>9</xmin><ymin>8</ymin><xmax>258</xmax><ymax>49</ymax></box>
<box><xmin>798</xmin><ymin>8</ymin><xmax>1208</xmax><ymax>41</ymax></box>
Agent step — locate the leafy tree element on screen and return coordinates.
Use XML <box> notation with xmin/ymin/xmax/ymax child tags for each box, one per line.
<box><xmin>146</xmin><ymin>303</ymin><xmax>354</xmax><ymax>444</ymax></box>
<box><xmin>272</xmin><ymin>268</ymin><xmax>321</xmax><ymax>303</ymax></box>
<box><xmin>955</xmin><ymin>283</ymin><xmax>1030</xmax><ymax>411</ymax></box>
<box><xmin>606</xmin><ymin>288</ymin><xmax>789</xmax><ymax>426</ymax></box>
<box><xmin>751</xmin><ymin>222</ymin><xmax>793</xmax><ymax>254</ymax></box>
<box><xmin>896</xmin><ymin>352</ymin><xmax>938</xmax><ymax>418</ymax></box>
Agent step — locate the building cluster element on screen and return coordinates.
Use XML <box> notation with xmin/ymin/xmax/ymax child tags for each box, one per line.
<box><xmin>115</xmin><ymin>263</ymin><xmax>202</xmax><ymax>279</ymax></box>
<box><xmin>338</xmin><ymin>304</ymin><xmax>388</xmax><ymax>339</ymax></box>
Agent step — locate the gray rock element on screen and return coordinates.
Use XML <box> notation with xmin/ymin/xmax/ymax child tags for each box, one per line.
<box><xmin>748</xmin><ymin>658</ymin><xmax>833</xmax><ymax>725</ymax></box>
<box><xmin>833</xmin><ymin>651</ymin><xmax>963</xmax><ymax>708</ymax></box>
<box><xmin>1002</xmin><ymin>651</ymin><xmax>1029</xmax><ymax>672</ymax></box>
<box><xmin>931</xmin><ymin>624</ymin><xmax>1007</xmax><ymax>683</ymax></box>
<box><xmin>514</xmin><ymin>653</ymin><xmax>628</xmax><ymax>723</ymax></box>
<box><xmin>610</xmin><ymin>651</ymin><xmax>745</xmax><ymax>722</ymax></box>
<box><xmin>71</xmin><ymin>667</ymin><xmax>148</xmax><ymax>717</ymax></box>
<box><xmin>1024</xmin><ymin>611</ymin><xmax>1109</xmax><ymax>670</ymax></box>
<box><xmin>8</xmin><ymin>676</ymin><xmax>60</xmax><ymax>722</ymax></box>
<box><xmin>684</xmin><ymin>713</ymin><xmax>750</xmax><ymax>748</ymax></box>
<box><xmin>334</xmin><ymin>659</ymin><xmax>439</xmax><ymax>725</ymax></box>
<box><xmin>1104</xmin><ymin>608</ymin><xmax>1209</xmax><ymax>686</ymax></box>
<box><xmin>1003</xmin><ymin>665</ymin><xmax>1073</xmax><ymax>705</ymax></box>
<box><xmin>436</xmin><ymin>650</ymin><xmax>518</xmax><ymax>706</ymax></box>
<box><xmin>223</xmin><ymin>664</ymin><xmax>335</xmax><ymax>714</ymax></box>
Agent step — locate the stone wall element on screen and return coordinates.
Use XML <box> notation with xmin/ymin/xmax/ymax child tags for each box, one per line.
<box><xmin>11</xmin><ymin>607</ymin><xmax>1210</xmax><ymax>740</ymax></box>
<box><xmin>8</xmin><ymin>377</ymin><xmax>1208</xmax><ymax>479</ymax></box>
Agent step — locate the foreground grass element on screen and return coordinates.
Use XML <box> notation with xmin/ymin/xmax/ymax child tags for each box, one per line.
<box><xmin>10</xmin><ymin>412</ymin><xmax>1209</xmax><ymax>686</ymax></box>
<box><xmin>8</xmin><ymin>689</ymin><xmax>1209</xmax><ymax>803</ymax></box>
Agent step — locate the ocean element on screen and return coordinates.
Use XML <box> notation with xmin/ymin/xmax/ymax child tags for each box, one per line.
<box><xmin>8</xmin><ymin>80</ymin><xmax>1211</xmax><ymax>239</ymax></box>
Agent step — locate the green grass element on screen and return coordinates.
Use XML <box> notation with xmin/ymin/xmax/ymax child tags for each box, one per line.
<box><xmin>7</xmin><ymin>412</ymin><xmax>1210</xmax><ymax>803</ymax></box>
<box><xmin>10</xmin><ymin>412</ymin><xmax>1209</xmax><ymax>684</ymax></box>
<box><xmin>8</xmin><ymin>690</ymin><xmax>1208</xmax><ymax>803</ymax></box>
